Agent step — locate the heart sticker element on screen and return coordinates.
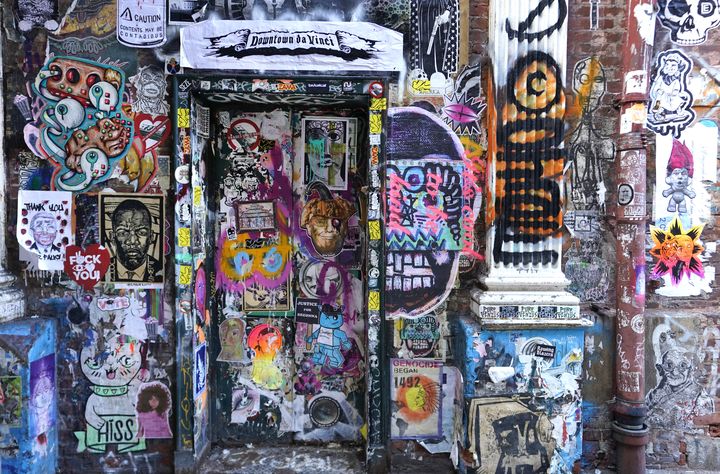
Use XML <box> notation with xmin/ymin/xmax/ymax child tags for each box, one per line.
<box><xmin>135</xmin><ymin>114</ymin><xmax>170</xmax><ymax>153</ymax></box>
<box><xmin>64</xmin><ymin>244</ymin><xmax>111</xmax><ymax>291</ymax></box>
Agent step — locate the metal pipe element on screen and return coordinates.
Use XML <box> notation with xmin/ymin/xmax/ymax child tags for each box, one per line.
<box><xmin>612</xmin><ymin>1</ymin><xmax>656</xmax><ymax>472</ymax></box>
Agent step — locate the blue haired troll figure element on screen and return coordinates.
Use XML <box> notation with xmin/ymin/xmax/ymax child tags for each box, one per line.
<box><xmin>307</xmin><ymin>304</ymin><xmax>351</xmax><ymax>369</ymax></box>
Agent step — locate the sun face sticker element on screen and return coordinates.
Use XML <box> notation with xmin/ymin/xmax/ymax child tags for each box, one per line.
<box><xmin>396</xmin><ymin>374</ymin><xmax>441</xmax><ymax>423</ymax></box>
<box><xmin>649</xmin><ymin>216</ymin><xmax>705</xmax><ymax>285</ymax></box>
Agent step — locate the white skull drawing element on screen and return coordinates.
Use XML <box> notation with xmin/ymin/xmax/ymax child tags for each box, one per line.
<box><xmin>660</xmin><ymin>0</ymin><xmax>720</xmax><ymax>45</ymax></box>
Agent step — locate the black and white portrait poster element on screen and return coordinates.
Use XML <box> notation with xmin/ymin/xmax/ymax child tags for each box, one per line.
<box><xmin>99</xmin><ymin>193</ymin><xmax>164</xmax><ymax>286</ymax></box>
<box><xmin>410</xmin><ymin>0</ymin><xmax>459</xmax><ymax>84</ymax></box>
<box><xmin>180</xmin><ymin>20</ymin><xmax>403</xmax><ymax>72</ymax></box>
<box><xmin>17</xmin><ymin>190</ymin><xmax>72</xmax><ymax>271</ymax></box>
<box><xmin>302</xmin><ymin>117</ymin><xmax>350</xmax><ymax>191</ymax></box>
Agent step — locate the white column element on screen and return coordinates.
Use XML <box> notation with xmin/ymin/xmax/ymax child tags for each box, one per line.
<box><xmin>0</xmin><ymin>33</ymin><xmax>26</xmax><ymax>323</ymax></box>
<box><xmin>473</xmin><ymin>0</ymin><xmax>579</xmax><ymax>321</ymax></box>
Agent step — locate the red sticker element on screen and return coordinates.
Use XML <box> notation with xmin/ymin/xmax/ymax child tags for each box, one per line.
<box><xmin>227</xmin><ymin>118</ymin><xmax>260</xmax><ymax>151</ymax></box>
<box><xmin>369</xmin><ymin>81</ymin><xmax>384</xmax><ymax>98</ymax></box>
<box><xmin>64</xmin><ymin>244</ymin><xmax>111</xmax><ymax>291</ymax></box>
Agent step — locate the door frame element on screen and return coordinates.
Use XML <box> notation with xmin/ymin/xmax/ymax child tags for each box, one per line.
<box><xmin>171</xmin><ymin>74</ymin><xmax>395</xmax><ymax>469</ymax></box>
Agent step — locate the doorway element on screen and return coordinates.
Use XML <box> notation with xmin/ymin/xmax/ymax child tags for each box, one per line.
<box><xmin>203</xmin><ymin>94</ymin><xmax>371</xmax><ymax>445</ymax></box>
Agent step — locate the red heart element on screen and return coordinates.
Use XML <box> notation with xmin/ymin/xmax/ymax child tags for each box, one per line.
<box><xmin>134</xmin><ymin>114</ymin><xmax>170</xmax><ymax>153</ymax></box>
<box><xmin>64</xmin><ymin>244</ymin><xmax>111</xmax><ymax>291</ymax></box>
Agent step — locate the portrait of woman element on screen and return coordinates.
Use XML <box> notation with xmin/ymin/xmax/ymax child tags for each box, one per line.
<box><xmin>136</xmin><ymin>382</ymin><xmax>172</xmax><ymax>439</ymax></box>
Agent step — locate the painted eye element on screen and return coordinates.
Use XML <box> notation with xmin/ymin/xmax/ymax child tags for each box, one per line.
<box><xmin>66</xmin><ymin>68</ymin><xmax>81</xmax><ymax>84</ymax></box>
<box><xmin>49</xmin><ymin>64</ymin><xmax>62</xmax><ymax>81</ymax></box>
<box><xmin>86</xmin><ymin>73</ymin><xmax>101</xmax><ymax>87</ymax></box>
<box><xmin>84</xmin><ymin>357</ymin><xmax>102</xmax><ymax>371</ymax></box>
<box><xmin>119</xmin><ymin>355</ymin><xmax>135</xmax><ymax>368</ymax></box>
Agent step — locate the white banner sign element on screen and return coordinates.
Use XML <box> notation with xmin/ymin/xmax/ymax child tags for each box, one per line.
<box><xmin>117</xmin><ymin>0</ymin><xmax>166</xmax><ymax>48</ymax></box>
<box><xmin>180</xmin><ymin>20</ymin><xmax>404</xmax><ymax>72</ymax></box>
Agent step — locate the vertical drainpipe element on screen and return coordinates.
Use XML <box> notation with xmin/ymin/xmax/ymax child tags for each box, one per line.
<box><xmin>612</xmin><ymin>1</ymin><xmax>655</xmax><ymax>472</ymax></box>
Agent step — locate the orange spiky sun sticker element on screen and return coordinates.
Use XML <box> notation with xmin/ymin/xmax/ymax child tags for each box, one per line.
<box><xmin>649</xmin><ymin>217</ymin><xmax>705</xmax><ymax>285</ymax></box>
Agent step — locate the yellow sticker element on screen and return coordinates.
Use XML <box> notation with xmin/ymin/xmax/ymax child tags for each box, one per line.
<box><xmin>411</xmin><ymin>80</ymin><xmax>431</xmax><ymax>94</ymax></box>
<box><xmin>369</xmin><ymin>220</ymin><xmax>381</xmax><ymax>241</ymax></box>
<box><xmin>178</xmin><ymin>227</ymin><xmax>191</xmax><ymax>247</ymax></box>
<box><xmin>370</xmin><ymin>98</ymin><xmax>387</xmax><ymax>110</ymax></box>
<box><xmin>178</xmin><ymin>108</ymin><xmax>190</xmax><ymax>128</ymax></box>
<box><xmin>368</xmin><ymin>291</ymin><xmax>380</xmax><ymax>311</ymax></box>
<box><xmin>179</xmin><ymin>265</ymin><xmax>192</xmax><ymax>285</ymax></box>
<box><xmin>369</xmin><ymin>114</ymin><xmax>382</xmax><ymax>134</ymax></box>
<box><xmin>193</xmin><ymin>186</ymin><xmax>202</xmax><ymax>207</ymax></box>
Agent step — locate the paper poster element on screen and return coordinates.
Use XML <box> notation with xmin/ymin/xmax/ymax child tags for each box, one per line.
<box><xmin>136</xmin><ymin>382</ymin><xmax>173</xmax><ymax>439</ymax></box>
<box><xmin>390</xmin><ymin>359</ymin><xmax>442</xmax><ymax>439</ymax></box>
<box><xmin>99</xmin><ymin>193</ymin><xmax>165</xmax><ymax>285</ymax></box>
<box><xmin>29</xmin><ymin>354</ymin><xmax>55</xmax><ymax>436</ymax></box>
<box><xmin>0</xmin><ymin>376</ymin><xmax>22</xmax><ymax>426</ymax></box>
<box><xmin>302</xmin><ymin>117</ymin><xmax>350</xmax><ymax>191</ymax></box>
<box><xmin>180</xmin><ymin>21</ymin><xmax>404</xmax><ymax>72</ymax></box>
<box><xmin>169</xmin><ymin>0</ymin><xmax>209</xmax><ymax>25</ymax></box>
<box><xmin>117</xmin><ymin>0</ymin><xmax>166</xmax><ymax>48</ymax></box>
<box><xmin>651</xmin><ymin>121</ymin><xmax>717</xmax><ymax>296</ymax></box>
<box><xmin>17</xmin><ymin>190</ymin><xmax>72</xmax><ymax>271</ymax></box>
<box><xmin>194</xmin><ymin>343</ymin><xmax>207</xmax><ymax>399</ymax></box>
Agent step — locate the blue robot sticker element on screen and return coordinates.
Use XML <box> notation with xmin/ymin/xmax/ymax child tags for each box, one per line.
<box><xmin>307</xmin><ymin>304</ymin><xmax>351</xmax><ymax>369</ymax></box>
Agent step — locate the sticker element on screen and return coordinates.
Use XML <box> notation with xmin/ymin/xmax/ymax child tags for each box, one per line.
<box><xmin>369</xmin><ymin>220</ymin><xmax>381</xmax><ymax>241</ymax></box>
<box><xmin>178</xmin><ymin>228</ymin><xmax>191</xmax><ymax>247</ymax></box>
<box><xmin>30</xmin><ymin>354</ymin><xmax>55</xmax><ymax>436</ymax></box>
<box><xmin>17</xmin><ymin>190</ymin><xmax>72</xmax><ymax>271</ymax></box>
<box><xmin>369</xmin><ymin>113</ymin><xmax>383</xmax><ymax>134</ymax></box>
<box><xmin>309</xmin><ymin>396</ymin><xmax>341</xmax><ymax>428</ymax></box>
<box><xmin>295</xmin><ymin>298</ymin><xmax>321</xmax><ymax>324</ymax></box>
<box><xmin>194</xmin><ymin>343</ymin><xmax>207</xmax><ymax>399</ymax></box>
<box><xmin>370</xmin><ymin>98</ymin><xmax>387</xmax><ymax>110</ymax></box>
<box><xmin>647</xmin><ymin>50</ymin><xmax>695</xmax><ymax>138</ymax></box>
<box><xmin>218</xmin><ymin>318</ymin><xmax>248</xmax><ymax>363</ymax></box>
<box><xmin>533</xmin><ymin>344</ymin><xmax>556</xmax><ymax>359</ymax></box>
<box><xmin>64</xmin><ymin>244</ymin><xmax>111</xmax><ymax>290</ymax></box>
<box><xmin>368</xmin><ymin>291</ymin><xmax>380</xmax><ymax>311</ymax></box>
<box><xmin>129</xmin><ymin>67</ymin><xmax>169</xmax><ymax>115</ymax></box>
<box><xmin>179</xmin><ymin>265</ymin><xmax>192</xmax><ymax>285</ymax></box>
<box><xmin>117</xmin><ymin>0</ymin><xmax>166</xmax><ymax>48</ymax></box>
<box><xmin>175</xmin><ymin>164</ymin><xmax>190</xmax><ymax>184</ymax></box>
<box><xmin>617</xmin><ymin>184</ymin><xmax>635</xmax><ymax>206</ymax></box>
<box><xmin>369</xmin><ymin>134</ymin><xmax>381</xmax><ymax>146</ymax></box>
<box><xmin>0</xmin><ymin>376</ymin><xmax>22</xmax><ymax>426</ymax></box>
<box><xmin>177</xmin><ymin>108</ymin><xmax>190</xmax><ymax>128</ymax></box>
<box><xmin>227</xmin><ymin>118</ymin><xmax>260</xmax><ymax>152</ymax></box>
<box><xmin>369</xmin><ymin>81</ymin><xmax>384</xmax><ymax>98</ymax></box>
<box><xmin>136</xmin><ymin>382</ymin><xmax>173</xmax><ymax>438</ymax></box>
<box><xmin>390</xmin><ymin>359</ymin><xmax>442</xmax><ymax>439</ymax></box>
<box><xmin>301</xmin><ymin>117</ymin><xmax>350</xmax><ymax>191</ymax></box>
<box><xmin>234</xmin><ymin>201</ymin><xmax>276</xmax><ymax>232</ymax></box>
<box><xmin>99</xmin><ymin>193</ymin><xmax>165</xmax><ymax>284</ymax></box>
<box><xmin>624</xmin><ymin>70</ymin><xmax>647</xmax><ymax>95</ymax></box>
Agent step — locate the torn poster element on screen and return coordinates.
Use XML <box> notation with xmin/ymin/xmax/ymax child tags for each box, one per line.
<box><xmin>390</xmin><ymin>358</ymin><xmax>442</xmax><ymax>439</ymax></box>
<box><xmin>17</xmin><ymin>190</ymin><xmax>72</xmax><ymax>271</ymax></box>
<box><xmin>180</xmin><ymin>21</ymin><xmax>403</xmax><ymax>72</ymax></box>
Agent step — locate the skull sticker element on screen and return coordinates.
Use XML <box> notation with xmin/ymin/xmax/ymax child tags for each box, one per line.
<box><xmin>658</xmin><ymin>0</ymin><xmax>720</xmax><ymax>45</ymax></box>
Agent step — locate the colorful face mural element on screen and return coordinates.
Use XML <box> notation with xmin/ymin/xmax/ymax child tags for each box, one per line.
<box><xmin>385</xmin><ymin>107</ymin><xmax>467</xmax><ymax>319</ymax></box>
<box><xmin>650</xmin><ymin>216</ymin><xmax>705</xmax><ymax>285</ymax></box>
<box><xmin>300</xmin><ymin>182</ymin><xmax>356</xmax><ymax>257</ymax></box>
<box><xmin>247</xmin><ymin>323</ymin><xmax>283</xmax><ymax>390</ymax></box>
<box><xmin>32</xmin><ymin>57</ymin><xmax>133</xmax><ymax>191</ymax></box>
<box><xmin>75</xmin><ymin>334</ymin><xmax>146</xmax><ymax>453</ymax></box>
